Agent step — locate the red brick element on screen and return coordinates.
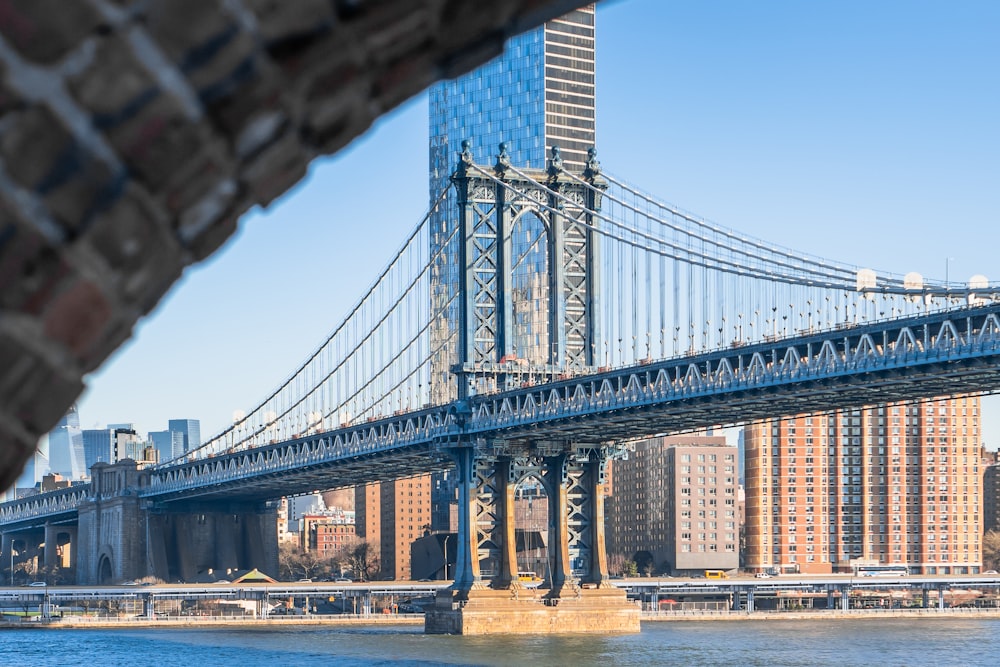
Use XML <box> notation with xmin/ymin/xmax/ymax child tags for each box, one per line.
<box><xmin>42</xmin><ymin>279</ymin><xmax>114</xmax><ymax>359</ymax></box>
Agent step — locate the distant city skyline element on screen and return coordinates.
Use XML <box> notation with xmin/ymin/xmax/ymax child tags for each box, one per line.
<box><xmin>75</xmin><ymin>0</ymin><xmax>1000</xmax><ymax>447</ymax></box>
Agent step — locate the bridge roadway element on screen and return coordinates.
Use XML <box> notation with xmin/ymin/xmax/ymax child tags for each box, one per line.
<box><xmin>3</xmin><ymin>575</ymin><xmax>999</xmax><ymax>611</ymax></box>
<box><xmin>3</xmin><ymin>303</ymin><xmax>1000</xmax><ymax>524</ymax></box>
<box><xmin>144</xmin><ymin>303</ymin><xmax>1000</xmax><ymax>503</ymax></box>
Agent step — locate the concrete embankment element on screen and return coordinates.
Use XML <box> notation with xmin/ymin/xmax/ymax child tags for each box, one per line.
<box><xmin>0</xmin><ymin>613</ymin><xmax>424</xmax><ymax>629</ymax></box>
<box><xmin>641</xmin><ymin>608</ymin><xmax>1000</xmax><ymax>622</ymax></box>
<box><xmin>5</xmin><ymin>608</ymin><xmax>1000</xmax><ymax>630</ymax></box>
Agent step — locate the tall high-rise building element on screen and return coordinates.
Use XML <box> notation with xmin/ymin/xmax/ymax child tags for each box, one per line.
<box><xmin>606</xmin><ymin>435</ymin><xmax>740</xmax><ymax>576</ymax></box>
<box><xmin>82</xmin><ymin>428</ymin><xmax>114</xmax><ymax>469</ymax></box>
<box><xmin>354</xmin><ymin>477</ymin><xmax>431</xmax><ymax>580</ymax></box>
<box><xmin>46</xmin><ymin>405</ymin><xmax>86</xmax><ymax>480</ymax></box>
<box><xmin>744</xmin><ymin>396</ymin><xmax>983</xmax><ymax>575</ymax></box>
<box><xmin>427</xmin><ymin>5</ymin><xmax>596</xmax><ymax>405</ymax></box>
<box><xmin>82</xmin><ymin>427</ymin><xmax>148</xmax><ymax>468</ymax></box>
<box><xmin>167</xmin><ymin>419</ymin><xmax>201</xmax><ymax>458</ymax></box>
<box><xmin>148</xmin><ymin>430</ymin><xmax>184</xmax><ymax>463</ymax></box>
<box><xmin>983</xmin><ymin>463</ymin><xmax>1000</xmax><ymax>534</ymax></box>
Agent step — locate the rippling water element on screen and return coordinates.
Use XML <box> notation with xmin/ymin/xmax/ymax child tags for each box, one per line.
<box><xmin>2</xmin><ymin>619</ymin><xmax>998</xmax><ymax>666</ymax></box>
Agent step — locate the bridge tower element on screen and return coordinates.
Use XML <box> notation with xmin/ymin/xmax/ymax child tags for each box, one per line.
<box><xmin>451</xmin><ymin>141</ymin><xmax>605</xmax><ymax>397</ymax></box>
<box><xmin>426</xmin><ymin>144</ymin><xmax>638</xmax><ymax>634</ymax></box>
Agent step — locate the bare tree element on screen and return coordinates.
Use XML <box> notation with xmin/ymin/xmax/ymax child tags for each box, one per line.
<box><xmin>278</xmin><ymin>543</ymin><xmax>328</xmax><ymax>581</ymax></box>
<box><xmin>984</xmin><ymin>530</ymin><xmax>1000</xmax><ymax>571</ymax></box>
<box><xmin>346</xmin><ymin>540</ymin><xmax>380</xmax><ymax>582</ymax></box>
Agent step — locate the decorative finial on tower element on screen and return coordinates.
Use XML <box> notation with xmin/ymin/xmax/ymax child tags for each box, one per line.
<box><xmin>547</xmin><ymin>145</ymin><xmax>564</xmax><ymax>179</ymax></box>
<box><xmin>494</xmin><ymin>141</ymin><xmax>511</xmax><ymax>176</ymax></box>
<box><xmin>583</xmin><ymin>146</ymin><xmax>602</xmax><ymax>180</ymax></box>
<box><xmin>454</xmin><ymin>139</ymin><xmax>474</xmax><ymax>177</ymax></box>
<box><xmin>460</xmin><ymin>139</ymin><xmax>473</xmax><ymax>164</ymax></box>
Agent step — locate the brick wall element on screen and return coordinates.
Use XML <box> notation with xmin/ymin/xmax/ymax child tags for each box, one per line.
<box><xmin>0</xmin><ymin>0</ymin><xmax>590</xmax><ymax>491</ymax></box>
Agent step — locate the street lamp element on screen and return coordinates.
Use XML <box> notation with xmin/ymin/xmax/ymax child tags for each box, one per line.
<box><xmin>442</xmin><ymin>535</ymin><xmax>450</xmax><ymax>581</ymax></box>
<box><xmin>9</xmin><ymin>547</ymin><xmax>17</xmax><ymax>587</ymax></box>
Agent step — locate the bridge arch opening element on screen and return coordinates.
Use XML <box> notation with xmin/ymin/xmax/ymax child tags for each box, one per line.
<box><xmin>510</xmin><ymin>209</ymin><xmax>550</xmax><ymax>369</ymax></box>
<box><xmin>513</xmin><ymin>472</ymin><xmax>549</xmax><ymax>584</ymax></box>
<box><xmin>97</xmin><ymin>552</ymin><xmax>113</xmax><ymax>585</ymax></box>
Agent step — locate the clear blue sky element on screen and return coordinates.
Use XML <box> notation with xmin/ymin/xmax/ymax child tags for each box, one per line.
<box><xmin>77</xmin><ymin>0</ymin><xmax>1000</xmax><ymax>445</ymax></box>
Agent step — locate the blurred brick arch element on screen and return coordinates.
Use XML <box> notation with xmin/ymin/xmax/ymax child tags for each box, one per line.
<box><xmin>0</xmin><ymin>0</ymin><xmax>590</xmax><ymax>491</ymax></box>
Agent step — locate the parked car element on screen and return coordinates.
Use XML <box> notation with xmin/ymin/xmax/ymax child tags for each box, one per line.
<box><xmin>27</xmin><ymin>581</ymin><xmax>47</xmax><ymax>587</ymax></box>
<box><xmin>754</xmin><ymin>573</ymin><xmax>771</xmax><ymax>579</ymax></box>
<box><xmin>334</xmin><ymin>577</ymin><xmax>352</xmax><ymax>583</ymax></box>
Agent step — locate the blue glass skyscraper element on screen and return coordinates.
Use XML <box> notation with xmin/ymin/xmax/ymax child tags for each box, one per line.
<box><xmin>427</xmin><ymin>6</ymin><xmax>596</xmax><ymax>403</ymax></box>
<box><xmin>46</xmin><ymin>405</ymin><xmax>85</xmax><ymax>480</ymax></box>
<box><xmin>167</xmin><ymin>419</ymin><xmax>201</xmax><ymax>459</ymax></box>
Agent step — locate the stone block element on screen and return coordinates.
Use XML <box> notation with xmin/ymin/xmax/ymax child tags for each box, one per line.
<box><xmin>0</xmin><ymin>0</ymin><xmax>104</xmax><ymax>65</ymax></box>
<box><xmin>77</xmin><ymin>182</ymin><xmax>182</xmax><ymax>306</ymax></box>
<box><xmin>188</xmin><ymin>30</ymin><xmax>260</xmax><ymax>107</ymax></box>
<box><xmin>239</xmin><ymin>129</ymin><xmax>308</xmax><ymax>207</ymax></box>
<box><xmin>374</xmin><ymin>50</ymin><xmax>438</xmax><ymax>114</ymax></box>
<box><xmin>0</xmin><ymin>322</ymin><xmax>83</xmax><ymax>435</ymax></box>
<box><xmin>0</xmin><ymin>105</ymin><xmax>120</xmax><ymax>233</ymax></box>
<box><xmin>0</xmin><ymin>199</ymin><xmax>73</xmax><ymax>315</ymax></box>
<box><xmin>0</xmin><ymin>105</ymin><xmax>73</xmax><ymax>198</ymax></box>
<box><xmin>167</xmin><ymin>150</ymin><xmax>238</xmax><ymax>244</ymax></box>
<box><xmin>204</xmin><ymin>65</ymin><xmax>289</xmax><ymax>159</ymax></box>
<box><xmin>42</xmin><ymin>277</ymin><xmax>115</xmax><ymax>359</ymax></box>
<box><xmin>353</xmin><ymin>3</ymin><xmax>432</xmax><ymax>64</ymax></box>
<box><xmin>186</xmin><ymin>210</ymin><xmax>238</xmax><ymax>262</ymax></box>
<box><xmin>76</xmin><ymin>313</ymin><xmax>134</xmax><ymax>374</ymax></box>
<box><xmin>124</xmin><ymin>110</ymin><xmax>216</xmax><ymax>195</ymax></box>
<box><xmin>243</xmin><ymin>0</ymin><xmax>334</xmax><ymax>47</ymax></box>
<box><xmin>67</xmin><ymin>36</ymin><xmax>157</xmax><ymax>122</ymax></box>
<box><xmin>143</xmin><ymin>0</ymin><xmax>232</xmax><ymax>64</ymax></box>
<box><xmin>0</xmin><ymin>62</ymin><xmax>24</xmax><ymax>116</ymax></box>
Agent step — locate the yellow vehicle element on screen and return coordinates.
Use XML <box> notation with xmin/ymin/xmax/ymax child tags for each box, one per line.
<box><xmin>704</xmin><ymin>570</ymin><xmax>729</xmax><ymax>579</ymax></box>
<box><xmin>518</xmin><ymin>571</ymin><xmax>542</xmax><ymax>583</ymax></box>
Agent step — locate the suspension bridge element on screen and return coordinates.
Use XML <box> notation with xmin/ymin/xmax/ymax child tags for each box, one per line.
<box><xmin>2</xmin><ymin>144</ymin><xmax>999</xmax><ymax>633</ymax></box>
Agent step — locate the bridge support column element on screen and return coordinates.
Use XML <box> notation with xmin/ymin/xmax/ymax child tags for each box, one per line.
<box><xmin>495</xmin><ymin>458</ymin><xmax>520</xmax><ymax>590</ymax></box>
<box><xmin>449</xmin><ymin>445</ymin><xmax>483</xmax><ymax>592</ymax></box>
<box><xmin>545</xmin><ymin>452</ymin><xmax>573</xmax><ymax>598</ymax></box>
<box><xmin>42</xmin><ymin>523</ymin><xmax>76</xmax><ymax>578</ymax></box>
<box><xmin>746</xmin><ymin>590</ymin><xmax>755</xmax><ymax>613</ymax></box>
<box><xmin>841</xmin><ymin>586</ymin><xmax>850</xmax><ymax>611</ymax></box>
<box><xmin>43</xmin><ymin>523</ymin><xmax>58</xmax><ymax>572</ymax></box>
<box><xmin>426</xmin><ymin>443</ymin><xmax>637</xmax><ymax>635</ymax></box>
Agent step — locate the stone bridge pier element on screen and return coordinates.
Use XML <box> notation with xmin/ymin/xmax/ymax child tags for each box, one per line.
<box><xmin>145</xmin><ymin>502</ymin><xmax>279</xmax><ymax>583</ymax></box>
<box><xmin>75</xmin><ymin>460</ymin><xmax>277</xmax><ymax>584</ymax></box>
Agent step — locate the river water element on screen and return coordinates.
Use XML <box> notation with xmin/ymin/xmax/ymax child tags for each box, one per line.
<box><xmin>2</xmin><ymin>618</ymin><xmax>998</xmax><ymax>666</ymax></box>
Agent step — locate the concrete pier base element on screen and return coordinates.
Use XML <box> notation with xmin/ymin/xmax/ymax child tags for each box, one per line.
<box><xmin>424</xmin><ymin>586</ymin><xmax>640</xmax><ymax>635</ymax></box>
